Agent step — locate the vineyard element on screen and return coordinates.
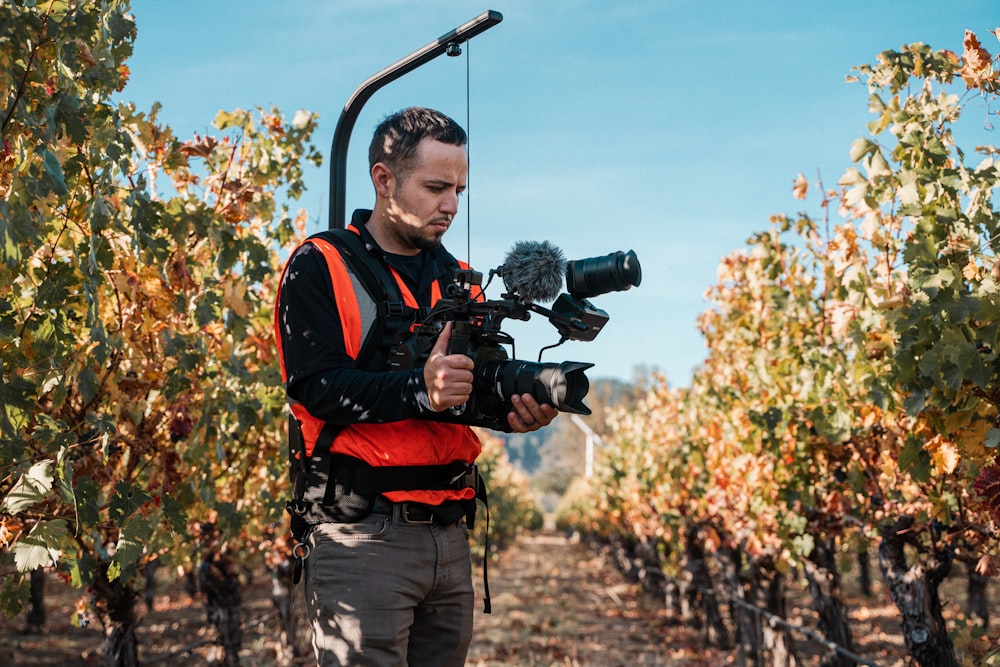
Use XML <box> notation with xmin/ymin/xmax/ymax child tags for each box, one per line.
<box><xmin>6</xmin><ymin>1</ymin><xmax>1000</xmax><ymax>667</ymax></box>
<box><xmin>556</xmin><ymin>28</ymin><xmax>1000</xmax><ymax>667</ymax></box>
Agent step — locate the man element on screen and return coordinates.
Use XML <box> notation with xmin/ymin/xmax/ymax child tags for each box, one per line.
<box><xmin>275</xmin><ymin>107</ymin><xmax>557</xmax><ymax>666</ymax></box>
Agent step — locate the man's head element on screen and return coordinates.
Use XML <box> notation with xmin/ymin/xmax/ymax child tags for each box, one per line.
<box><xmin>369</xmin><ymin>107</ymin><xmax>467</xmax><ymax>181</ymax></box>
<box><xmin>367</xmin><ymin>108</ymin><xmax>469</xmax><ymax>255</ymax></box>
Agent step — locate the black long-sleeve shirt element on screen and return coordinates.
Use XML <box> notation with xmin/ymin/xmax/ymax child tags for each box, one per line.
<box><xmin>275</xmin><ymin>210</ymin><xmax>461</xmax><ymax>425</ymax></box>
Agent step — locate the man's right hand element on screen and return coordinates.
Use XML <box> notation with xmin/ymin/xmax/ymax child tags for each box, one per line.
<box><xmin>424</xmin><ymin>322</ymin><xmax>474</xmax><ymax>412</ymax></box>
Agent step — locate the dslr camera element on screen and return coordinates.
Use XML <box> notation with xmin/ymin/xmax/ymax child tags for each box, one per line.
<box><xmin>389</xmin><ymin>242</ymin><xmax>641</xmax><ymax>432</ymax></box>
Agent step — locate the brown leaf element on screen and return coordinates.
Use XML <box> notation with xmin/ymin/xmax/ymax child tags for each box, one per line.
<box><xmin>221</xmin><ymin>200</ymin><xmax>245</xmax><ymax>223</ymax></box>
<box><xmin>961</xmin><ymin>29</ymin><xmax>995</xmax><ymax>90</ymax></box>
<box><xmin>179</xmin><ymin>133</ymin><xmax>219</xmax><ymax>158</ymax></box>
<box><xmin>74</xmin><ymin>39</ymin><xmax>98</xmax><ymax>67</ymax></box>
<box><xmin>222</xmin><ymin>278</ymin><xmax>251</xmax><ymax>318</ymax></box>
<box><xmin>0</xmin><ymin>139</ymin><xmax>14</xmax><ymax>199</ymax></box>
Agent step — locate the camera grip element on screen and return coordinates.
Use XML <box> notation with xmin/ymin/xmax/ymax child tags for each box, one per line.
<box><xmin>446</xmin><ymin>322</ymin><xmax>473</xmax><ymax>417</ymax></box>
<box><xmin>447</xmin><ymin>321</ymin><xmax>473</xmax><ymax>357</ymax></box>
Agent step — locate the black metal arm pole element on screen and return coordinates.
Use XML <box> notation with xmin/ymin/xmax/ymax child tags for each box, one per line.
<box><xmin>328</xmin><ymin>10</ymin><xmax>503</xmax><ymax>229</ymax></box>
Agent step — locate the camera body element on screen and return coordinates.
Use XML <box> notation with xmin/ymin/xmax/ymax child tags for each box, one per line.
<box><xmin>389</xmin><ymin>249</ymin><xmax>640</xmax><ymax>432</ymax></box>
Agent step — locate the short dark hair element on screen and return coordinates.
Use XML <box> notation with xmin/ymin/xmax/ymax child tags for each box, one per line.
<box><xmin>369</xmin><ymin>107</ymin><xmax>467</xmax><ymax>178</ymax></box>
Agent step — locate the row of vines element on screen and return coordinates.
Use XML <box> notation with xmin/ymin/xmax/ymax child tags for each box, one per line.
<box><xmin>0</xmin><ymin>2</ymin><xmax>540</xmax><ymax>666</ymax></box>
<box><xmin>561</xmin><ymin>29</ymin><xmax>1000</xmax><ymax>667</ymax></box>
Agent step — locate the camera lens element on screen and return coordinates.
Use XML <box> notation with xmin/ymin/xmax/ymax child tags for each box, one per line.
<box><xmin>481</xmin><ymin>359</ymin><xmax>593</xmax><ymax>415</ymax></box>
<box><xmin>565</xmin><ymin>249</ymin><xmax>641</xmax><ymax>298</ymax></box>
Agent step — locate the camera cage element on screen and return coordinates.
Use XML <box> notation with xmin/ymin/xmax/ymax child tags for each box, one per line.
<box><xmin>383</xmin><ymin>266</ymin><xmax>606</xmax><ymax>431</ymax></box>
<box><xmin>416</xmin><ymin>267</ymin><xmax>609</xmax><ymax>355</ymax></box>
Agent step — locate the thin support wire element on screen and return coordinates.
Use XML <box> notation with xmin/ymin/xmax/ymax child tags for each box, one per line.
<box><xmin>726</xmin><ymin>594</ymin><xmax>882</xmax><ymax>667</ymax></box>
<box><xmin>658</xmin><ymin>568</ymin><xmax>884</xmax><ymax>667</ymax></box>
<box><xmin>464</xmin><ymin>41</ymin><xmax>472</xmax><ymax>264</ymax></box>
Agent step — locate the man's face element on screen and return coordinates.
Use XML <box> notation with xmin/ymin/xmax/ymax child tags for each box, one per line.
<box><xmin>381</xmin><ymin>138</ymin><xmax>468</xmax><ymax>253</ymax></box>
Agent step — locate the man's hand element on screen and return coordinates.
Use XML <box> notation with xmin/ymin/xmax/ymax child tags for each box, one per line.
<box><xmin>424</xmin><ymin>322</ymin><xmax>475</xmax><ymax>412</ymax></box>
<box><xmin>508</xmin><ymin>393</ymin><xmax>557</xmax><ymax>433</ymax></box>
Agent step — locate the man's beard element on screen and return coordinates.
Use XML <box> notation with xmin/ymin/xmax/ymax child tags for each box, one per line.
<box><xmin>409</xmin><ymin>230</ymin><xmax>444</xmax><ymax>252</ymax></box>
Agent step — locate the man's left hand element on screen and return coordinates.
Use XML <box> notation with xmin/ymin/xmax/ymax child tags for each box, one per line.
<box><xmin>508</xmin><ymin>394</ymin><xmax>557</xmax><ymax>433</ymax></box>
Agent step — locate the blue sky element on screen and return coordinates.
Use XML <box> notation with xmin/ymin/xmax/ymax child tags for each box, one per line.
<box><xmin>124</xmin><ymin>1</ymin><xmax>999</xmax><ymax>385</ymax></box>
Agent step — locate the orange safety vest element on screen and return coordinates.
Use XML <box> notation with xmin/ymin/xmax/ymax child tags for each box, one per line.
<box><xmin>275</xmin><ymin>225</ymin><xmax>482</xmax><ymax>506</ymax></box>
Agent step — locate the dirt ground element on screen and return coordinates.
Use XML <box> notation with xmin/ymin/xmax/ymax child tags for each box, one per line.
<box><xmin>0</xmin><ymin>530</ymin><xmax>934</xmax><ymax>666</ymax></box>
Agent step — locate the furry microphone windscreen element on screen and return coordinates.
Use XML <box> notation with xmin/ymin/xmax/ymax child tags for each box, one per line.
<box><xmin>500</xmin><ymin>240</ymin><xmax>566</xmax><ymax>303</ymax></box>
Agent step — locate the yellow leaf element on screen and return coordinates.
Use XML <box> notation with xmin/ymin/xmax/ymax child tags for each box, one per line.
<box><xmin>138</xmin><ymin>266</ymin><xmax>174</xmax><ymax>319</ymax></box>
<box><xmin>958</xmin><ymin>418</ymin><xmax>991</xmax><ymax>460</ymax></box>
<box><xmin>223</xmin><ymin>278</ymin><xmax>251</xmax><ymax>318</ymax></box>
<box><xmin>926</xmin><ymin>436</ymin><xmax>960</xmax><ymax>475</ymax></box>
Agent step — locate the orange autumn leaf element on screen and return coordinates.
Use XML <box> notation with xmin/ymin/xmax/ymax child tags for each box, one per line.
<box><xmin>961</xmin><ymin>29</ymin><xmax>995</xmax><ymax>89</ymax></box>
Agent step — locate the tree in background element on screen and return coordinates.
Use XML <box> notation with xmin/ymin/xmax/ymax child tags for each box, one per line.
<box><xmin>1</xmin><ymin>2</ymin><xmax>320</xmax><ymax>665</ymax></box>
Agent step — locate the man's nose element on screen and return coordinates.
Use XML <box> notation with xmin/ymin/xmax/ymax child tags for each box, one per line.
<box><xmin>441</xmin><ymin>191</ymin><xmax>459</xmax><ymax>214</ymax></box>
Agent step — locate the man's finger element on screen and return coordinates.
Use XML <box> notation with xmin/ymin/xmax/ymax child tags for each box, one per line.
<box><xmin>430</xmin><ymin>322</ymin><xmax>452</xmax><ymax>357</ymax></box>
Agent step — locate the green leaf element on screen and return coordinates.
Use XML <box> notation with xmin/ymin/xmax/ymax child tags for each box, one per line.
<box><xmin>2</xmin><ymin>460</ymin><xmax>55</xmax><ymax>514</ymax></box>
<box><xmin>792</xmin><ymin>533</ymin><xmax>815</xmax><ymax>559</ymax></box>
<box><xmin>41</xmin><ymin>149</ymin><xmax>67</xmax><ymax>195</ymax></box>
<box><xmin>77</xmin><ymin>367</ymin><xmax>100</xmax><ymax>405</ymax></box>
<box><xmin>68</xmin><ymin>551</ymin><xmax>97</xmax><ymax>588</ymax></box>
<box><xmin>56</xmin><ymin>449</ymin><xmax>75</xmax><ymax>505</ymax></box>
<box><xmin>960</xmin><ymin>345</ymin><xmax>990</xmax><ymax>389</ymax></box>
<box><xmin>899</xmin><ymin>437</ymin><xmax>931</xmax><ymax>483</ymax></box>
<box><xmin>161</xmin><ymin>494</ymin><xmax>188</xmax><ymax>533</ymax></box>
<box><xmin>11</xmin><ymin>520</ymin><xmax>67</xmax><ymax>572</ymax></box>
<box><xmin>850</xmin><ymin>138</ymin><xmax>877</xmax><ymax>162</ymax></box>
<box><xmin>987</xmin><ymin>429</ymin><xmax>1000</xmax><ymax>449</ymax></box>
<box><xmin>74</xmin><ymin>476</ymin><xmax>101</xmax><ymax>529</ymax></box>
<box><xmin>904</xmin><ymin>388</ymin><xmax>927</xmax><ymax>417</ymax></box>
<box><xmin>108</xmin><ymin>481</ymin><xmax>151</xmax><ymax>525</ymax></box>
<box><xmin>107</xmin><ymin>515</ymin><xmax>153</xmax><ymax>581</ymax></box>
<box><xmin>0</xmin><ymin>573</ymin><xmax>30</xmax><ymax>618</ymax></box>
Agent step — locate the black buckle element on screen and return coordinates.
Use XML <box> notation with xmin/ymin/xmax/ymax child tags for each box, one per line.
<box><xmin>382</xmin><ymin>301</ymin><xmax>409</xmax><ymax>318</ymax></box>
<box><xmin>450</xmin><ymin>463</ymin><xmax>479</xmax><ymax>491</ymax></box>
<box><xmin>401</xmin><ymin>503</ymin><xmax>435</xmax><ymax>525</ymax></box>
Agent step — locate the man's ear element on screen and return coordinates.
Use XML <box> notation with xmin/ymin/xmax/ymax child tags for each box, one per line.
<box><xmin>371</xmin><ymin>162</ymin><xmax>394</xmax><ymax>198</ymax></box>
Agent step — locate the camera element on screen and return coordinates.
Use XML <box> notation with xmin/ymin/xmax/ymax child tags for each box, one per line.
<box><xmin>389</xmin><ymin>245</ymin><xmax>641</xmax><ymax>432</ymax></box>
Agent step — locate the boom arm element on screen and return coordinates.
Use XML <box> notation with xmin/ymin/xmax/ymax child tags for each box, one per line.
<box><xmin>328</xmin><ymin>10</ymin><xmax>503</xmax><ymax>229</ymax></box>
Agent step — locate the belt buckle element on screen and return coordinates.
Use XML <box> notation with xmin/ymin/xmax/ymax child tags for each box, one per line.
<box><xmin>401</xmin><ymin>503</ymin><xmax>434</xmax><ymax>525</ymax></box>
